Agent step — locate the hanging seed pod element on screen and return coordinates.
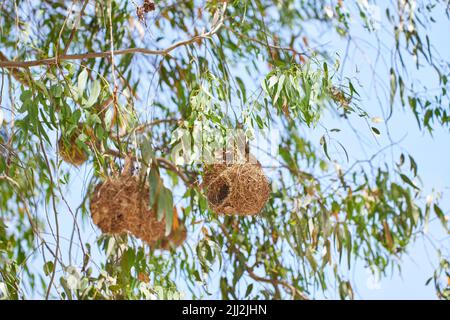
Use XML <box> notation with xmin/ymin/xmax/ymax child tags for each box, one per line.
<box><xmin>204</xmin><ymin>159</ymin><xmax>270</xmax><ymax>216</ymax></box>
<box><xmin>136</xmin><ymin>0</ymin><xmax>155</xmax><ymax>25</ymax></box>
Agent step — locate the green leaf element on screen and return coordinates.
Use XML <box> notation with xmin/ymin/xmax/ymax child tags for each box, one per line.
<box><xmin>255</xmin><ymin>115</ymin><xmax>264</xmax><ymax>129</ymax></box>
<box><xmin>50</xmin><ymin>84</ymin><xmax>62</xmax><ymax>98</ymax></box>
<box><xmin>140</xmin><ymin>136</ymin><xmax>155</xmax><ymax>165</ymax></box>
<box><xmin>273</xmin><ymin>74</ymin><xmax>285</xmax><ymax>105</ymax></box>
<box><xmin>154</xmin><ymin>184</ymin><xmax>173</xmax><ymax>229</ymax></box>
<box><xmin>43</xmin><ymin>261</ymin><xmax>54</xmax><ymax>276</ymax></box>
<box><xmin>306</xmin><ymin>248</ymin><xmax>318</xmax><ymax>272</ymax></box>
<box><xmin>371</xmin><ymin>127</ymin><xmax>381</xmax><ymax>137</ymax></box>
<box><xmin>149</xmin><ymin>166</ymin><xmax>162</xmax><ymax>207</ymax></box>
<box><xmin>233</xmin><ymin>264</ymin><xmax>245</xmax><ymax>287</ymax></box>
<box><xmin>77</xmin><ymin>69</ymin><xmax>88</xmax><ymax>99</ymax></box>
<box><xmin>220</xmin><ymin>277</ymin><xmax>228</xmax><ymax>298</ymax></box>
<box><xmin>267</xmin><ymin>75</ymin><xmax>278</xmax><ymax>89</ymax></box>
<box><xmin>323</xmin><ymin>62</ymin><xmax>329</xmax><ymax>83</ymax></box>
<box><xmin>398</xmin><ymin>153</ymin><xmax>405</xmax><ymax>167</ymax></box>
<box><xmin>235</xmin><ymin>76</ymin><xmax>247</xmax><ymax>103</ymax></box>
<box><xmin>60</xmin><ymin>278</ymin><xmax>73</xmax><ymax>300</ymax></box>
<box><xmin>349</xmin><ymin>80</ymin><xmax>360</xmax><ymax>97</ymax></box>
<box><xmin>245</xmin><ymin>283</ymin><xmax>253</xmax><ymax>298</ymax></box>
<box><xmin>389</xmin><ymin>68</ymin><xmax>397</xmax><ymax>108</ymax></box>
<box><xmin>85</xmin><ymin>80</ymin><xmax>101</xmax><ymax>108</ymax></box>
<box><xmin>399</xmin><ymin>76</ymin><xmax>405</xmax><ymax>105</ymax></box>
<box><xmin>400</xmin><ymin>174</ymin><xmax>419</xmax><ymax>190</ymax></box>
<box><xmin>163</xmin><ymin>188</ymin><xmax>174</xmax><ymax>235</ymax></box>
<box><xmin>433</xmin><ymin>204</ymin><xmax>448</xmax><ymax>230</ymax></box>
<box><xmin>320</xmin><ymin>135</ymin><xmax>331</xmax><ymax>160</ymax></box>
<box><xmin>409</xmin><ymin>155</ymin><xmax>417</xmax><ymax>177</ymax></box>
<box><xmin>85</xmin><ymin>112</ymin><xmax>102</xmax><ymax>126</ymax></box>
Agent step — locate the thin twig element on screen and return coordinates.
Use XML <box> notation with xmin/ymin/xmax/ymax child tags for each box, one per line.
<box><xmin>125</xmin><ymin>118</ymin><xmax>179</xmax><ymax>136</ymax></box>
<box><xmin>39</xmin><ymin>140</ymin><xmax>61</xmax><ymax>300</ymax></box>
<box><xmin>62</xmin><ymin>0</ymin><xmax>90</xmax><ymax>56</ymax></box>
<box><xmin>104</xmin><ymin>148</ymin><xmax>193</xmax><ymax>185</ymax></box>
<box><xmin>224</xmin><ymin>25</ymin><xmax>307</xmax><ymax>58</ymax></box>
<box><xmin>0</xmin><ymin>175</ymin><xmax>58</xmax><ymax>259</ymax></box>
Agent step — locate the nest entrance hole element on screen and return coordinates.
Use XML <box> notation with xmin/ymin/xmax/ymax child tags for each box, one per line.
<box><xmin>207</xmin><ymin>176</ymin><xmax>230</xmax><ymax>206</ymax></box>
<box><xmin>203</xmin><ymin>161</ymin><xmax>271</xmax><ymax>216</ymax></box>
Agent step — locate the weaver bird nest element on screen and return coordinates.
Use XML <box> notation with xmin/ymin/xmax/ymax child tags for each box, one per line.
<box><xmin>90</xmin><ymin>172</ymin><xmax>168</xmax><ymax>245</ymax></box>
<box><xmin>58</xmin><ymin>123</ymin><xmax>93</xmax><ymax>166</ymax></box>
<box><xmin>203</xmin><ymin>159</ymin><xmax>270</xmax><ymax>216</ymax></box>
<box><xmin>90</xmin><ymin>174</ymin><xmax>165</xmax><ymax>241</ymax></box>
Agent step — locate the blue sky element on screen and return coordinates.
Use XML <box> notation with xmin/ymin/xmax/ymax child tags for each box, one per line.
<box><xmin>219</xmin><ymin>1</ymin><xmax>450</xmax><ymax>299</ymax></box>
<box><xmin>308</xmin><ymin>2</ymin><xmax>450</xmax><ymax>299</ymax></box>
<box><xmin>55</xmin><ymin>1</ymin><xmax>450</xmax><ymax>299</ymax></box>
<box><xmin>5</xmin><ymin>1</ymin><xmax>449</xmax><ymax>300</ymax></box>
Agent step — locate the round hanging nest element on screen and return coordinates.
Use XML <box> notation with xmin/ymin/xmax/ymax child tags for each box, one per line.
<box><xmin>203</xmin><ymin>163</ymin><xmax>227</xmax><ymax>188</ymax></box>
<box><xmin>203</xmin><ymin>160</ymin><xmax>270</xmax><ymax>216</ymax></box>
<box><xmin>89</xmin><ymin>173</ymin><xmax>165</xmax><ymax>241</ymax></box>
<box><xmin>58</xmin><ymin>135</ymin><xmax>88</xmax><ymax>166</ymax></box>
<box><xmin>58</xmin><ymin>123</ymin><xmax>93</xmax><ymax>166</ymax></box>
<box><xmin>90</xmin><ymin>179</ymin><xmax>126</xmax><ymax>234</ymax></box>
<box><xmin>128</xmin><ymin>207</ymin><xmax>167</xmax><ymax>244</ymax></box>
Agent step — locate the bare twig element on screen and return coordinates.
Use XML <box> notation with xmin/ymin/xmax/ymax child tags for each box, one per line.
<box><xmin>62</xmin><ymin>0</ymin><xmax>90</xmax><ymax>56</ymax></box>
<box><xmin>0</xmin><ymin>174</ymin><xmax>59</xmax><ymax>262</ymax></box>
<box><xmin>125</xmin><ymin>118</ymin><xmax>180</xmax><ymax>136</ymax></box>
<box><xmin>0</xmin><ymin>51</ymin><xmax>33</xmax><ymax>86</ymax></box>
<box><xmin>224</xmin><ymin>25</ymin><xmax>307</xmax><ymax>58</ymax></box>
<box><xmin>104</xmin><ymin>148</ymin><xmax>194</xmax><ymax>185</ymax></box>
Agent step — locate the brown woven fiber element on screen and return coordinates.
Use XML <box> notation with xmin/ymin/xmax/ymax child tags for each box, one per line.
<box><xmin>202</xmin><ymin>163</ymin><xmax>227</xmax><ymax>188</ymax></box>
<box><xmin>58</xmin><ymin>134</ymin><xmax>88</xmax><ymax>166</ymax></box>
<box><xmin>90</xmin><ymin>178</ymin><xmax>129</xmax><ymax>234</ymax></box>
<box><xmin>58</xmin><ymin>123</ymin><xmax>94</xmax><ymax>166</ymax></box>
<box><xmin>204</xmin><ymin>160</ymin><xmax>270</xmax><ymax>216</ymax></box>
<box><xmin>89</xmin><ymin>173</ymin><xmax>165</xmax><ymax>242</ymax></box>
<box><xmin>129</xmin><ymin>207</ymin><xmax>166</xmax><ymax>244</ymax></box>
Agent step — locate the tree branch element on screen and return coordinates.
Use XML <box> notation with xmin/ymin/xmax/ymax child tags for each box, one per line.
<box><xmin>61</xmin><ymin>0</ymin><xmax>90</xmax><ymax>56</ymax></box>
<box><xmin>0</xmin><ymin>2</ymin><xmax>228</xmax><ymax>69</ymax></box>
<box><xmin>121</xmin><ymin>118</ymin><xmax>180</xmax><ymax>137</ymax></box>
<box><xmin>218</xmin><ymin>223</ymin><xmax>309</xmax><ymax>300</ymax></box>
<box><xmin>104</xmin><ymin>148</ymin><xmax>194</xmax><ymax>185</ymax></box>
<box><xmin>223</xmin><ymin>25</ymin><xmax>308</xmax><ymax>58</ymax></box>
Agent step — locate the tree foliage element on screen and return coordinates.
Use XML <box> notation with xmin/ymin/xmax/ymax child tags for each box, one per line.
<box><xmin>0</xmin><ymin>0</ymin><xmax>449</xmax><ymax>300</ymax></box>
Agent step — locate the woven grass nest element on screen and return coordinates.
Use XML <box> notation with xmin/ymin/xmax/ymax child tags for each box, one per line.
<box><xmin>89</xmin><ymin>173</ymin><xmax>166</xmax><ymax>244</ymax></box>
<box><xmin>58</xmin><ymin>123</ymin><xmax>93</xmax><ymax>166</ymax></box>
<box><xmin>90</xmin><ymin>158</ymin><xmax>187</xmax><ymax>250</ymax></box>
<box><xmin>203</xmin><ymin>159</ymin><xmax>270</xmax><ymax>216</ymax></box>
